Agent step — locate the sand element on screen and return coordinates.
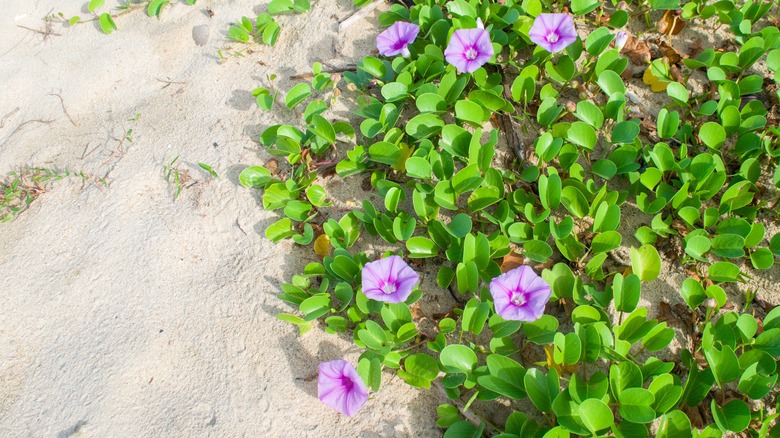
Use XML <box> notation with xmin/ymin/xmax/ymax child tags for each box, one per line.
<box><xmin>2</xmin><ymin>1</ymin><xmax>779</xmax><ymax>436</ymax></box>
<box><xmin>0</xmin><ymin>0</ymin><xmax>441</xmax><ymax>435</ymax></box>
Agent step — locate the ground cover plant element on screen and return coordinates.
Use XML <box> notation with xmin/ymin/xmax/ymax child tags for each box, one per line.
<box><xmin>240</xmin><ymin>0</ymin><xmax>780</xmax><ymax>435</ymax></box>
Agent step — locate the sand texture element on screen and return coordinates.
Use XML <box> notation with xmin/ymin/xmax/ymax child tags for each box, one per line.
<box><xmin>0</xmin><ymin>0</ymin><xmax>441</xmax><ymax>435</ymax></box>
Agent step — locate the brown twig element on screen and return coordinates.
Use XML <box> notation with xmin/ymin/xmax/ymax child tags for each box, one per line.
<box><xmin>16</xmin><ymin>24</ymin><xmax>61</xmax><ymax>37</ymax></box>
<box><xmin>49</xmin><ymin>93</ymin><xmax>77</xmax><ymax>127</ymax></box>
<box><xmin>157</xmin><ymin>78</ymin><xmax>188</xmax><ymax>89</ymax></box>
<box><xmin>289</xmin><ymin>66</ymin><xmax>356</xmax><ymax>80</ymax></box>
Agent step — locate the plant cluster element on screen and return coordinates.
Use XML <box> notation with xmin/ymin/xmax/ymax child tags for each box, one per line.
<box><xmin>240</xmin><ymin>0</ymin><xmax>780</xmax><ymax>435</ymax></box>
<box><xmin>0</xmin><ymin>167</ymin><xmax>104</xmax><ymax>222</ymax></box>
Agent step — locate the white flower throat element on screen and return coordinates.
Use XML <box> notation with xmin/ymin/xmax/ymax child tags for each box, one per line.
<box><xmin>547</xmin><ymin>32</ymin><xmax>559</xmax><ymax>43</ymax></box>
<box><xmin>465</xmin><ymin>48</ymin><xmax>478</xmax><ymax>60</ymax></box>
<box><xmin>511</xmin><ymin>292</ymin><xmax>527</xmax><ymax>306</ymax></box>
<box><xmin>382</xmin><ymin>282</ymin><xmax>397</xmax><ymax>294</ymax></box>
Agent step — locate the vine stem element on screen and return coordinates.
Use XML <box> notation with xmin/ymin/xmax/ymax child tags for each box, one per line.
<box><xmin>432</xmin><ymin>380</ymin><xmax>500</xmax><ymax>435</ymax></box>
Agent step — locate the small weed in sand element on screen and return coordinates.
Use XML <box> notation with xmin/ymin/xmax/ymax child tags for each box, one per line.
<box><xmin>163</xmin><ymin>156</ymin><xmax>191</xmax><ymax>201</ymax></box>
<box><xmin>47</xmin><ymin>0</ymin><xmax>197</xmax><ymax>35</ymax></box>
<box><xmin>0</xmin><ymin>167</ymin><xmax>104</xmax><ymax>222</ymax></box>
<box><xmin>163</xmin><ymin>157</ymin><xmax>216</xmax><ymax>200</ymax></box>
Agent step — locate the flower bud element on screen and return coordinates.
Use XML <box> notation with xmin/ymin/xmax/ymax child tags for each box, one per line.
<box><xmin>705</xmin><ymin>298</ymin><xmax>718</xmax><ymax>309</ymax></box>
<box><xmin>615</xmin><ymin>31</ymin><xmax>628</xmax><ymax>51</ymax></box>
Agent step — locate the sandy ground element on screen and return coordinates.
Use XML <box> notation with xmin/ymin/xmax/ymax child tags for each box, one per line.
<box><xmin>0</xmin><ymin>0</ymin><xmax>441</xmax><ymax>436</ymax></box>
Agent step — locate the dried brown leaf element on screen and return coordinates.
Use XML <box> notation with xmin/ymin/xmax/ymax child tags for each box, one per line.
<box><xmin>501</xmin><ymin>251</ymin><xmax>526</xmax><ymax>273</ymax></box>
<box><xmin>621</xmin><ymin>35</ymin><xmax>651</xmax><ymax>65</ymax></box>
<box><xmin>658</xmin><ymin>10</ymin><xmax>686</xmax><ymax>35</ymax></box>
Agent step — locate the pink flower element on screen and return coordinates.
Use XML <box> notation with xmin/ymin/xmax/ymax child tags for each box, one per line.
<box><xmin>318</xmin><ymin>360</ymin><xmax>368</xmax><ymax>416</ymax></box>
<box><xmin>376</xmin><ymin>22</ymin><xmax>420</xmax><ymax>58</ymax></box>
<box><xmin>489</xmin><ymin>266</ymin><xmax>551</xmax><ymax>321</ymax></box>
<box><xmin>444</xmin><ymin>25</ymin><xmax>494</xmax><ymax>73</ymax></box>
<box><xmin>529</xmin><ymin>13</ymin><xmax>577</xmax><ymax>53</ymax></box>
<box><xmin>362</xmin><ymin>255</ymin><xmax>419</xmax><ymax>303</ymax></box>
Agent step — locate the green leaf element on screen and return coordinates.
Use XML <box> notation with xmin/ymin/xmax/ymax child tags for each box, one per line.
<box><xmin>630</xmin><ymin>245</ymin><xmax>661</xmax><ymax>282</ymax></box>
<box><xmin>571</xmin><ymin>0</ymin><xmax>601</xmax><ymax>15</ymax></box>
<box><xmin>611</xmin><ymin>120</ymin><xmax>640</xmax><ymax>143</ymax></box>
<box><xmin>398</xmin><ymin>353</ymin><xmax>439</xmax><ymax>388</ymax></box>
<box><xmin>567</xmin><ymin>122</ymin><xmax>597</xmax><ymax>151</ymax></box>
<box><xmin>698</xmin><ymin>122</ymin><xmax>726</xmax><ymax>149</ymax></box>
<box><xmin>656</xmin><ymin>410</ymin><xmax>692</xmax><ymax>438</ymax></box>
<box><xmin>440</xmin><ymin>345</ymin><xmax>477</xmax><ymax>374</ymax></box>
<box><xmin>666</xmin><ymin>82</ymin><xmax>689</xmax><ymax>105</ymax></box>
<box><xmin>524</xmin><ymin>368</ymin><xmax>558</xmax><ymax>413</ymax></box>
<box><xmin>147</xmin><ymin>0</ymin><xmax>169</xmax><ymax>17</ymax></box>
<box><xmin>310</xmin><ymin>114</ymin><xmax>336</xmax><ymax>144</ymax></box>
<box><xmin>239</xmin><ymin>166</ymin><xmax>273</xmax><ymax>188</ymax></box>
<box><xmin>98</xmin><ymin>13</ymin><xmax>117</xmax><ymax>34</ymax></box>
<box><xmin>285</xmin><ymin>83</ymin><xmax>311</xmax><ymax>109</ymax></box>
<box><xmin>407</xmin><ymin>237</ymin><xmax>438</xmax><ymax>258</ymax></box>
<box><xmin>754</xmin><ymin>328</ymin><xmax>780</xmax><ymax>356</ymax></box>
<box><xmin>738</xmin><ymin>363</ymin><xmax>777</xmax><ymax>399</ymax></box>
<box><xmin>265</xmin><ymin>217</ymin><xmax>295</xmax><ymax>242</ymax></box>
<box><xmin>579</xmin><ymin>399</ymin><xmax>614</xmax><ymax>434</ymax></box>
<box><xmin>462</xmin><ymin>298</ymin><xmax>490</xmax><ymax>335</ymax></box>
<box><xmin>703</xmin><ymin>344</ymin><xmax>740</xmax><ymax>387</ymax></box>
<box><xmin>585</xmin><ymin>27</ymin><xmax>614</xmax><ymax>56</ymax></box>
<box><xmin>299</xmin><ymin>294</ymin><xmax>330</xmax><ymax>320</ymax></box>
<box><xmin>711</xmin><ymin>399</ymin><xmax>750</xmax><ymax>432</ymax></box>
<box><xmin>618</xmin><ymin>388</ymin><xmax>656</xmax><ymax>423</ymax></box>
<box><xmin>88</xmin><ymin>0</ymin><xmax>105</xmax><ymax>13</ymax></box>
<box><xmin>437</xmin><ymin>404</ymin><xmax>460</xmax><ymax>428</ymax></box>
<box><xmin>476</xmin><ymin>354</ymin><xmax>526</xmax><ymax>399</ymax></box>
<box><xmin>444</xmin><ymin>421</ymin><xmax>483</xmax><ymax>438</ymax></box>
<box><xmin>406</xmin><ymin>114</ymin><xmax>444</xmax><ymax>139</ymax></box>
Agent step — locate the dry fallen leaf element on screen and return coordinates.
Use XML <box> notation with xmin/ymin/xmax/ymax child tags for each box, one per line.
<box><xmin>621</xmin><ymin>35</ymin><xmax>651</xmax><ymax>65</ymax></box>
<box><xmin>313</xmin><ymin>233</ymin><xmax>331</xmax><ymax>258</ymax></box>
<box><xmin>659</xmin><ymin>41</ymin><xmax>687</xmax><ymax>65</ymax></box>
<box><xmin>501</xmin><ymin>251</ymin><xmax>526</xmax><ymax>273</ymax></box>
<box><xmin>658</xmin><ymin>10</ymin><xmax>686</xmax><ymax>35</ymax></box>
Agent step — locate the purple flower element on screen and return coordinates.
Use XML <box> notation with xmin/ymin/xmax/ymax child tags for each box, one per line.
<box><xmin>362</xmin><ymin>255</ymin><xmax>419</xmax><ymax>303</ymax></box>
<box><xmin>376</xmin><ymin>22</ymin><xmax>420</xmax><ymax>58</ymax></box>
<box><xmin>318</xmin><ymin>360</ymin><xmax>368</xmax><ymax>416</ymax></box>
<box><xmin>444</xmin><ymin>27</ymin><xmax>494</xmax><ymax>73</ymax></box>
<box><xmin>528</xmin><ymin>13</ymin><xmax>577</xmax><ymax>53</ymax></box>
<box><xmin>489</xmin><ymin>265</ymin><xmax>552</xmax><ymax>321</ymax></box>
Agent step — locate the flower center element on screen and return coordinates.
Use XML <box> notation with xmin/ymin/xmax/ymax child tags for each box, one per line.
<box><xmin>382</xmin><ymin>282</ymin><xmax>397</xmax><ymax>295</ymax></box>
<box><xmin>392</xmin><ymin>39</ymin><xmax>408</xmax><ymax>50</ymax></box>
<box><xmin>510</xmin><ymin>292</ymin><xmax>527</xmax><ymax>306</ymax></box>
<box><xmin>465</xmin><ymin>48</ymin><xmax>478</xmax><ymax>60</ymax></box>
<box><xmin>340</xmin><ymin>375</ymin><xmax>354</xmax><ymax>390</ymax></box>
<box><xmin>547</xmin><ymin>32</ymin><xmax>559</xmax><ymax>43</ymax></box>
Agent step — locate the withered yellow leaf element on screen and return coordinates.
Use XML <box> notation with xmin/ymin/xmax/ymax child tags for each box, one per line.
<box><xmin>313</xmin><ymin>233</ymin><xmax>331</xmax><ymax>258</ymax></box>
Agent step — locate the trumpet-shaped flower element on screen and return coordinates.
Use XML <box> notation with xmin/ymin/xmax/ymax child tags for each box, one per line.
<box><xmin>529</xmin><ymin>13</ymin><xmax>577</xmax><ymax>53</ymax></box>
<box><xmin>444</xmin><ymin>27</ymin><xmax>494</xmax><ymax>73</ymax></box>
<box><xmin>318</xmin><ymin>360</ymin><xmax>368</xmax><ymax>416</ymax></box>
<box><xmin>489</xmin><ymin>265</ymin><xmax>551</xmax><ymax>321</ymax></box>
<box><xmin>376</xmin><ymin>22</ymin><xmax>420</xmax><ymax>58</ymax></box>
<box><xmin>362</xmin><ymin>255</ymin><xmax>419</xmax><ymax>304</ymax></box>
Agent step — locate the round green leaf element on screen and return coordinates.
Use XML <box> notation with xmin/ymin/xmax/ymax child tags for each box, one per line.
<box><xmin>711</xmin><ymin>399</ymin><xmax>750</xmax><ymax>432</ymax></box>
<box><xmin>579</xmin><ymin>399</ymin><xmax>614</xmax><ymax>433</ymax></box>
<box><xmin>630</xmin><ymin>244</ymin><xmax>661</xmax><ymax>282</ymax></box>
<box><xmin>440</xmin><ymin>344</ymin><xmax>477</xmax><ymax>374</ymax></box>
